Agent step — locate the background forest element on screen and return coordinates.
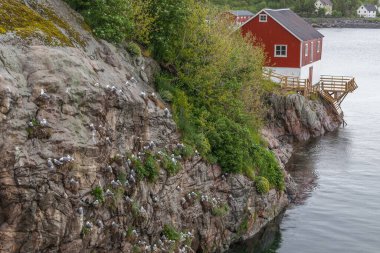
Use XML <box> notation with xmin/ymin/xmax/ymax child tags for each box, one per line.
<box><xmin>211</xmin><ymin>0</ymin><xmax>380</xmax><ymax>17</ymax></box>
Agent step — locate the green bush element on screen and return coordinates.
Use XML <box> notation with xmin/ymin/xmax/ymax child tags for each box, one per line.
<box><xmin>211</xmin><ymin>203</ymin><xmax>229</xmax><ymax>217</ymax></box>
<box><xmin>161</xmin><ymin>154</ymin><xmax>182</xmax><ymax>176</ymax></box>
<box><xmin>125</xmin><ymin>42</ymin><xmax>141</xmax><ymax>57</ymax></box>
<box><xmin>255</xmin><ymin>176</ymin><xmax>270</xmax><ymax>194</ymax></box>
<box><xmin>91</xmin><ymin>186</ymin><xmax>104</xmax><ymax>202</ymax></box>
<box><xmin>163</xmin><ymin>224</ymin><xmax>180</xmax><ymax>241</ymax></box>
<box><xmin>130</xmin><ymin>157</ymin><xmax>147</xmax><ymax>180</ymax></box>
<box><xmin>144</xmin><ymin>153</ymin><xmax>159</xmax><ymax>182</ymax></box>
<box><xmin>64</xmin><ymin>0</ymin><xmax>133</xmax><ymax>43</ymax></box>
<box><xmin>251</xmin><ymin>147</ymin><xmax>285</xmax><ymax>190</ymax></box>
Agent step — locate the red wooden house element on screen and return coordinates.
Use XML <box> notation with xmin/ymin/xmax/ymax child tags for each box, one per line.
<box><xmin>240</xmin><ymin>9</ymin><xmax>324</xmax><ymax>85</ymax></box>
<box><xmin>225</xmin><ymin>10</ymin><xmax>255</xmax><ymax>26</ymax></box>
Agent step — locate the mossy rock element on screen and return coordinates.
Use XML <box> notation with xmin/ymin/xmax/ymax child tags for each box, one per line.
<box><xmin>0</xmin><ymin>0</ymin><xmax>85</xmax><ymax>46</ymax></box>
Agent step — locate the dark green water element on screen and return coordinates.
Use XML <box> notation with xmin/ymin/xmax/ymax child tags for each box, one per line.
<box><xmin>228</xmin><ymin>28</ymin><xmax>380</xmax><ymax>253</ymax></box>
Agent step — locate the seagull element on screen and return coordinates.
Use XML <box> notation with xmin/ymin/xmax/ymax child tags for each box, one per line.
<box><xmin>181</xmin><ymin>198</ymin><xmax>186</xmax><ymax>205</ymax></box>
<box><xmin>85</xmin><ymin>221</ymin><xmax>93</xmax><ymax>229</ymax></box>
<box><xmin>96</xmin><ymin>219</ymin><xmax>104</xmax><ymax>229</ymax></box>
<box><xmin>105</xmin><ymin>137</ymin><xmax>112</xmax><ymax>145</ymax></box>
<box><xmin>111</xmin><ymin>180</ymin><xmax>120</xmax><ymax>188</ymax></box>
<box><xmin>89</xmin><ymin>123</ymin><xmax>96</xmax><ymax>131</ymax></box>
<box><xmin>93</xmin><ymin>200</ymin><xmax>99</xmax><ymax>206</ymax></box>
<box><xmin>40</xmin><ymin>89</ymin><xmax>49</xmax><ymax>99</ymax></box>
<box><xmin>94</xmin><ymin>82</ymin><xmax>100</xmax><ymax>87</ymax></box>
<box><xmin>69</xmin><ymin>178</ymin><xmax>78</xmax><ymax>185</ymax></box>
<box><xmin>132</xmin><ymin>229</ymin><xmax>138</xmax><ymax>236</ymax></box>
<box><xmin>105</xmin><ymin>189</ymin><xmax>114</xmax><ymax>196</ymax></box>
<box><xmin>53</xmin><ymin>159</ymin><xmax>63</xmax><ymax>166</ymax></box>
<box><xmin>28</xmin><ymin>121</ymin><xmax>34</xmax><ymax>127</ymax></box>
<box><xmin>140</xmin><ymin>91</ymin><xmax>147</xmax><ymax>99</ymax></box>
<box><xmin>39</xmin><ymin>118</ymin><xmax>48</xmax><ymax>127</ymax></box>
<box><xmin>47</xmin><ymin>158</ymin><xmax>55</xmax><ymax>170</ymax></box>
<box><xmin>164</xmin><ymin>108</ymin><xmax>171</xmax><ymax>117</ymax></box>
<box><xmin>92</xmin><ymin>130</ymin><xmax>97</xmax><ymax>143</ymax></box>
<box><xmin>105</xmin><ymin>165</ymin><xmax>113</xmax><ymax>173</ymax></box>
<box><xmin>111</xmin><ymin>86</ymin><xmax>117</xmax><ymax>92</ymax></box>
<box><xmin>78</xmin><ymin>207</ymin><xmax>84</xmax><ymax>215</ymax></box>
<box><xmin>59</xmin><ymin>155</ymin><xmax>71</xmax><ymax>163</ymax></box>
<box><xmin>111</xmin><ymin>221</ymin><xmax>118</xmax><ymax>228</ymax></box>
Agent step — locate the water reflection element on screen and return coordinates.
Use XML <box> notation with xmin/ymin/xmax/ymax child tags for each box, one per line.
<box><xmin>227</xmin><ymin>213</ymin><xmax>283</xmax><ymax>253</ymax></box>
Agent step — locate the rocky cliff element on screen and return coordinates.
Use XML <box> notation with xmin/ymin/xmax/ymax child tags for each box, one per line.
<box><xmin>0</xmin><ymin>1</ymin><xmax>341</xmax><ymax>252</ymax></box>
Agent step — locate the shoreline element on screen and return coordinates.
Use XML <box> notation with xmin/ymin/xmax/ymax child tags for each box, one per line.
<box><xmin>305</xmin><ymin>17</ymin><xmax>380</xmax><ymax>29</ymax></box>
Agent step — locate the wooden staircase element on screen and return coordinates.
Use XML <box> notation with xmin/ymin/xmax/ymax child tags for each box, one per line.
<box><xmin>263</xmin><ymin>69</ymin><xmax>358</xmax><ymax>118</ymax></box>
<box><xmin>314</xmin><ymin>75</ymin><xmax>358</xmax><ymax>116</ymax></box>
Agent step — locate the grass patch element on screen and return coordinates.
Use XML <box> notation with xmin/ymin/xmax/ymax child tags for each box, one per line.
<box><xmin>162</xmin><ymin>224</ymin><xmax>180</xmax><ymax>242</ymax></box>
<box><xmin>255</xmin><ymin>176</ymin><xmax>270</xmax><ymax>194</ymax></box>
<box><xmin>91</xmin><ymin>186</ymin><xmax>104</xmax><ymax>202</ymax></box>
<box><xmin>211</xmin><ymin>203</ymin><xmax>229</xmax><ymax>217</ymax></box>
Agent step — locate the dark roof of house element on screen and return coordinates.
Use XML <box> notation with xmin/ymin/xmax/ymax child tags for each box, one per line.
<box><xmin>229</xmin><ymin>10</ymin><xmax>255</xmax><ymax>17</ymax></box>
<box><xmin>319</xmin><ymin>0</ymin><xmax>333</xmax><ymax>6</ymax></box>
<box><xmin>363</xmin><ymin>4</ymin><xmax>377</xmax><ymax>12</ymax></box>
<box><xmin>264</xmin><ymin>9</ymin><xmax>324</xmax><ymax>41</ymax></box>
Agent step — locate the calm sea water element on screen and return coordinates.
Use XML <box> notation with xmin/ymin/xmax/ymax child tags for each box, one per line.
<box><xmin>228</xmin><ymin>28</ymin><xmax>380</xmax><ymax>253</ymax></box>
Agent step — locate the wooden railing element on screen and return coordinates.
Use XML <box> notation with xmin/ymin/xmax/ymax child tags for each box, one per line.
<box><xmin>263</xmin><ymin>69</ymin><xmax>312</xmax><ymax>96</ymax></box>
<box><xmin>263</xmin><ymin>69</ymin><xmax>358</xmax><ymax>118</ymax></box>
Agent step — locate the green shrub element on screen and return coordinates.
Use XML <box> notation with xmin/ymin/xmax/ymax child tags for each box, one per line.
<box><xmin>211</xmin><ymin>203</ymin><xmax>229</xmax><ymax>217</ymax></box>
<box><xmin>163</xmin><ymin>224</ymin><xmax>180</xmax><ymax>241</ymax></box>
<box><xmin>255</xmin><ymin>176</ymin><xmax>270</xmax><ymax>194</ymax></box>
<box><xmin>64</xmin><ymin>0</ymin><xmax>133</xmax><ymax>43</ymax></box>
<box><xmin>161</xmin><ymin>154</ymin><xmax>182</xmax><ymax>175</ymax></box>
<box><xmin>238</xmin><ymin>216</ymin><xmax>249</xmax><ymax>235</ymax></box>
<box><xmin>144</xmin><ymin>153</ymin><xmax>159</xmax><ymax>182</ymax></box>
<box><xmin>117</xmin><ymin>172</ymin><xmax>127</xmax><ymax>185</ymax></box>
<box><xmin>131</xmin><ymin>157</ymin><xmax>147</xmax><ymax>180</ymax></box>
<box><xmin>91</xmin><ymin>186</ymin><xmax>104</xmax><ymax>202</ymax></box>
<box><xmin>251</xmin><ymin>146</ymin><xmax>285</xmax><ymax>191</ymax></box>
<box><xmin>125</xmin><ymin>42</ymin><xmax>142</xmax><ymax>57</ymax></box>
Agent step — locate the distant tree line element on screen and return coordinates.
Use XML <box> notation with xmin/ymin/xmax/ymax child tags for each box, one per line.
<box><xmin>211</xmin><ymin>0</ymin><xmax>380</xmax><ymax>17</ymax></box>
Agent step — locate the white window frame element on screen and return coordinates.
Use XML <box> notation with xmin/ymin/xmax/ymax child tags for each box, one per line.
<box><xmin>317</xmin><ymin>40</ymin><xmax>321</xmax><ymax>53</ymax></box>
<box><xmin>274</xmin><ymin>44</ymin><xmax>287</xmax><ymax>58</ymax></box>
<box><xmin>305</xmin><ymin>43</ymin><xmax>309</xmax><ymax>57</ymax></box>
<box><xmin>259</xmin><ymin>14</ymin><xmax>268</xmax><ymax>22</ymax></box>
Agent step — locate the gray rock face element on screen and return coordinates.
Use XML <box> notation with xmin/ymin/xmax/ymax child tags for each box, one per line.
<box><xmin>262</xmin><ymin>93</ymin><xmax>342</xmax><ymax>199</ymax></box>
<box><xmin>0</xmin><ymin>1</ymin><xmax>343</xmax><ymax>252</ymax></box>
<box><xmin>0</xmin><ymin>2</ymin><xmax>288</xmax><ymax>252</ymax></box>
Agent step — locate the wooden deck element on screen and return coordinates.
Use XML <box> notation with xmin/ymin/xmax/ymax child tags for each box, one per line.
<box><xmin>263</xmin><ymin>69</ymin><xmax>358</xmax><ymax>117</ymax></box>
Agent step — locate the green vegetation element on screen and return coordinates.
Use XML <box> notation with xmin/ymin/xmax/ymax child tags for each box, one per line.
<box><xmin>255</xmin><ymin>176</ymin><xmax>270</xmax><ymax>194</ymax></box>
<box><xmin>143</xmin><ymin>153</ymin><xmax>160</xmax><ymax>182</ymax></box>
<box><xmin>0</xmin><ymin>0</ymin><xmax>82</xmax><ymax>46</ymax></box>
<box><xmin>125</xmin><ymin>42</ymin><xmax>142</xmax><ymax>57</ymax></box>
<box><xmin>238</xmin><ymin>216</ymin><xmax>249</xmax><ymax>235</ymax></box>
<box><xmin>163</xmin><ymin>224</ymin><xmax>181</xmax><ymax>241</ymax></box>
<box><xmin>211</xmin><ymin>203</ymin><xmax>230</xmax><ymax>217</ymax></box>
<box><xmin>91</xmin><ymin>186</ymin><xmax>104</xmax><ymax>202</ymax></box>
<box><xmin>159</xmin><ymin>153</ymin><xmax>182</xmax><ymax>176</ymax></box>
<box><xmin>63</xmin><ymin>0</ymin><xmax>285</xmax><ymax>190</ymax></box>
<box><xmin>210</xmin><ymin>0</ymin><xmax>379</xmax><ymax>17</ymax></box>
